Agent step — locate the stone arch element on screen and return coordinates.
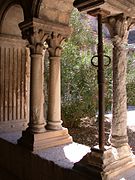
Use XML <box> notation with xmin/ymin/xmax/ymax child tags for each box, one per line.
<box><xmin>0</xmin><ymin>1</ymin><xmax>30</xmax><ymax>132</ymax></box>
<box><xmin>0</xmin><ymin>3</ymin><xmax>24</xmax><ymax>36</ymax></box>
<box><xmin>31</xmin><ymin>0</ymin><xmax>42</xmax><ymax>18</ymax></box>
<box><xmin>19</xmin><ymin>0</ymin><xmax>33</xmax><ymax>20</ymax></box>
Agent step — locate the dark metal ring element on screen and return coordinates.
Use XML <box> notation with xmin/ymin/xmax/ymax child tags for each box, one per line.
<box><xmin>91</xmin><ymin>55</ymin><xmax>98</xmax><ymax>67</ymax></box>
<box><xmin>91</xmin><ymin>55</ymin><xmax>111</xmax><ymax>67</ymax></box>
<box><xmin>103</xmin><ymin>55</ymin><xmax>111</xmax><ymax>67</ymax></box>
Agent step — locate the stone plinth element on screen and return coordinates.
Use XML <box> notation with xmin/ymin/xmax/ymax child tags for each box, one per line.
<box><xmin>74</xmin><ymin>145</ymin><xmax>135</xmax><ymax>179</ymax></box>
<box><xmin>18</xmin><ymin>128</ymin><xmax>72</xmax><ymax>151</ymax></box>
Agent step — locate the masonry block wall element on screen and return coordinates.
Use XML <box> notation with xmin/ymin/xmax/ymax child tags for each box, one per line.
<box><xmin>0</xmin><ymin>138</ymin><xmax>90</xmax><ymax>180</ymax></box>
<box><xmin>0</xmin><ymin>35</ymin><xmax>29</xmax><ymax>132</ymax></box>
<box><xmin>39</xmin><ymin>0</ymin><xmax>73</xmax><ymax>25</ymax></box>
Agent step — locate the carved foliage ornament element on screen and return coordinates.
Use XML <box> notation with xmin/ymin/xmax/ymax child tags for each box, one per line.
<box><xmin>46</xmin><ymin>32</ymin><xmax>65</xmax><ymax>57</ymax></box>
<box><xmin>21</xmin><ymin>27</ymin><xmax>49</xmax><ymax>54</ymax></box>
<box><xmin>21</xmin><ymin>28</ymin><xmax>65</xmax><ymax>56</ymax></box>
<box><xmin>105</xmin><ymin>14</ymin><xmax>133</xmax><ymax>47</ymax></box>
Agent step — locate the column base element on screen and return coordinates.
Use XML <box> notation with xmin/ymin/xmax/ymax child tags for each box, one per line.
<box><xmin>111</xmin><ymin>135</ymin><xmax>128</xmax><ymax>147</ymax></box>
<box><xmin>74</xmin><ymin>145</ymin><xmax>135</xmax><ymax>179</ymax></box>
<box><xmin>17</xmin><ymin>128</ymin><xmax>73</xmax><ymax>151</ymax></box>
<box><xmin>46</xmin><ymin>120</ymin><xmax>63</xmax><ymax>130</ymax></box>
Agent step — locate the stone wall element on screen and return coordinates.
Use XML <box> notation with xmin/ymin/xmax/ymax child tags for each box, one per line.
<box><xmin>39</xmin><ymin>0</ymin><xmax>73</xmax><ymax>25</ymax></box>
<box><xmin>0</xmin><ymin>35</ymin><xmax>29</xmax><ymax>132</ymax></box>
<box><xmin>0</xmin><ymin>138</ymin><xmax>89</xmax><ymax>180</ymax></box>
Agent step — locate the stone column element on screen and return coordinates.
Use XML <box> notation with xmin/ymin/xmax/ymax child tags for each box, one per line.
<box><xmin>46</xmin><ymin>32</ymin><xmax>64</xmax><ymax>130</ymax></box>
<box><xmin>106</xmin><ymin>14</ymin><xmax>132</xmax><ymax>147</ymax></box>
<box><xmin>26</xmin><ymin>29</ymin><xmax>48</xmax><ymax>133</ymax></box>
<box><xmin>17</xmin><ymin>20</ymin><xmax>72</xmax><ymax>151</ymax></box>
<box><xmin>17</xmin><ymin>22</ymin><xmax>49</xmax><ymax>150</ymax></box>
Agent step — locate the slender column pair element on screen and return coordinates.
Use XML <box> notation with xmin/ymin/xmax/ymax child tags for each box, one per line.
<box><xmin>19</xmin><ymin>24</ymin><xmax>64</xmax><ymax>134</ymax></box>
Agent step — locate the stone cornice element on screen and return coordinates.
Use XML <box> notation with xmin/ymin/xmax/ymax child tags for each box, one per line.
<box><xmin>73</xmin><ymin>0</ymin><xmax>105</xmax><ymax>12</ymax></box>
<box><xmin>19</xmin><ymin>18</ymin><xmax>72</xmax><ymax>54</ymax></box>
<box><xmin>19</xmin><ymin>18</ymin><xmax>72</xmax><ymax>38</ymax></box>
<box><xmin>0</xmin><ymin>33</ymin><xmax>27</xmax><ymax>44</ymax></box>
<box><xmin>74</xmin><ymin>0</ymin><xmax>135</xmax><ymax>18</ymax></box>
<box><xmin>105</xmin><ymin>14</ymin><xmax>133</xmax><ymax>47</ymax></box>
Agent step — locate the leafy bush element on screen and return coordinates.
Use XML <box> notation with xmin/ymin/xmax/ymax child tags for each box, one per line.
<box><xmin>127</xmin><ymin>51</ymin><xmax>135</xmax><ymax>106</ymax></box>
<box><xmin>61</xmin><ymin>9</ymin><xmax>112</xmax><ymax>127</ymax></box>
<box><xmin>45</xmin><ymin>9</ymin><xmax>135</xmax><ymax>128</ymax></box>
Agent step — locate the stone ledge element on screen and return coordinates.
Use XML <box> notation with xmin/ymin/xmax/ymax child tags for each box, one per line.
<box><xmin>74</xmin><ymin>145</ymin><xmax>135</xmax><ymax>180</ymax></box>
<box><xmin>0</xmin><ymin>131</ymin><xmax>90</xmax><ymax>180</ymax></box>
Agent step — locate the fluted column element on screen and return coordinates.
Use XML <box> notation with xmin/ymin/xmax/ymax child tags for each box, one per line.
<box><xmin>106</xmin><ymin>14</ymin><xmax>132</xmax><ymax>147</ymax></box>
<box><xmin>46</xmin><ymin>32</ymin><xmax>64</xmax><ymax>130</ymax></box>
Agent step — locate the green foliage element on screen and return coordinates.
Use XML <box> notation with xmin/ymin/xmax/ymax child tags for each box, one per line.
<box><xmin>69</xmin><ymin>9</ymin><xmax>97</xmax><ymax>49</ymax></box>
<box><xmin>61</xmin><ymin>9</ymin><xmax>112</xmax><ymax>128</ymax></box>
<box><xmin>127</xmin><ymin>51</ymin><xmax>135</xmax><ymax>105</ymax></box>
<box><xmin>104</xmin><ymin>42</ymin><xmax>113</xmax><ymax>112</ymax></box>
<box><xmin>62</xmin><ymin>9</ymin><xmax>135</xmax><ymax>126</ymax></box>
<box><xmin>45</xmin><ymin>8</ymin><xmax>135</xmax><ymax>128</ymax></box>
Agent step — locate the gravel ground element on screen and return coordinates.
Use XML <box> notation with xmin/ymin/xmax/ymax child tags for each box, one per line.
<box><xmin>69</xmin><ymin>115</ymin><xmax>135</xmax><ymax>154</ymax></box>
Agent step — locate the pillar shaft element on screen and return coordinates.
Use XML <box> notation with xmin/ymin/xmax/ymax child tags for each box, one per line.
<box><xmin>47</xmin><ymin>56</ymin><xmax>62</xmax><ymax>130</ymax></box>
<box><xmin>106</xmin><ymin>14</ymin><xmax>132</xmax><ymax>147</ymax></box>
<box><xmin>28</xmin><ymin>53</ymin><xmax>45</xmax><ymax>133</ymax></box>
<box><xmin>46</xmin><ymin>32</ymin><xmax>64</xmax><ymax>130</ymax></box>
<box><xmin>19</xmin><ymin>25</ymin><xmax>49</xmax><ymax>134</ymax></box>
<box><xmin>111</xmin><ymin>38</ymin><xmax>128</xmax><ymax>145</ymax></box>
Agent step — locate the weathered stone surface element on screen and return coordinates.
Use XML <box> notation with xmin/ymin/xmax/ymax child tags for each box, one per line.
<box><xmin>74</xmin><ymin>145</ymin><xmax>135</xmax><ymax>180</ymax></box>
<box><xmin>74</xmin><ymin>0</ymin><xmax>135</xmax><ymax>18</ymax></box>
<box><xmin>18</xmin><ymin>128</ymin><xmax>72</xmax><ymax>151</ymax></box>
<box><xmin>19</xmin><ymin>18</ymin><xmax>72</xmax><ymax>39</ymax></box>
<box><xmin>74</xmin><ymin>3</ymin><xmax>135</xmax><ymax>179</ymax></box>
<box><xmin>105</xmin><ymin>14</ymin><xmax>133</xmax><ymax>147</ymax></box>
<box><xmin>18</xmin><ymin>20</ymin><xmax>73</xmax><ymax>149</ymax></box>
<box><xmin>39</xmin><ymin>0</ymin><xmax>74</xmax><ymax>24</ymax></box>
<box><xmin>46</xmin><ymin>32</ymin><xmax>68</xmax><ymax>130</ymax></box>
<box><xmin>0</xmin><ymin>35</ymin><xmax>29</xmax><ymax>132</ymax></box>
<box><xmin>1</xmin><ymin>5</ymin><xmax>23</xmax><ymax>36</ymax></box>
<box><xmin>19</xmin><ymin>23</ymin><xmax>48</xmax><ymax>134</ymax></box>
<box><xmin>0</xmin><ymin>134</ymin><xmax>88</xmax><ymax>180</ymax></box>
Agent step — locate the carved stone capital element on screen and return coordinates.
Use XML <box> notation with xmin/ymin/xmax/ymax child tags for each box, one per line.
<box><xmin>19</xmin><ymin>25</ymin><xmax>49</xmax><ymax>54</ymax></box>
<box><xmin>46</xmin><ymin>32</ymin><xmax>65</xmax><ymax>57</ymax></box>
<box><xmin>111</xmin><ymin>35</ymin><xmax>127</xmax><ymax>50</ymax></box>
<box><xmin>105</xmin><ymin>14</ymin><xmax>133</xmax><ymax>47</ymax></box>
<box><xmin>27</xmin><ymin>28</ymin><xmax>48</xmax><ymax>54</ymax></box>
<box><xmin>19</xmin><ymin>18</ymin><xmax>71</xmax><ymax>55</ymax></box>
